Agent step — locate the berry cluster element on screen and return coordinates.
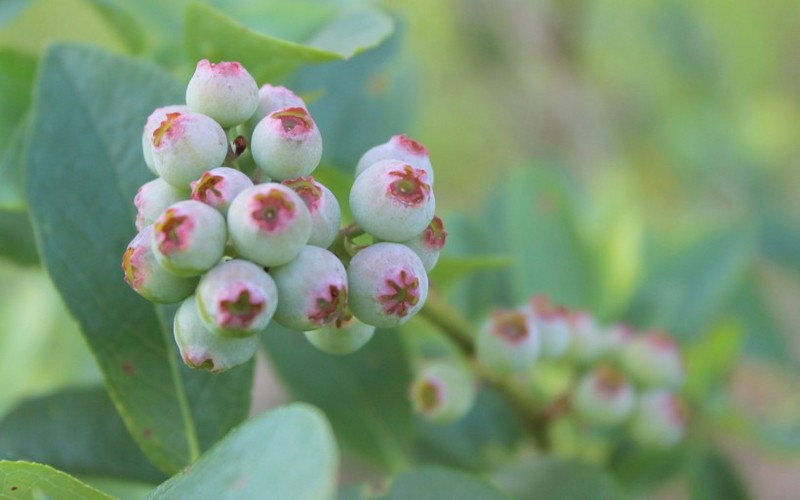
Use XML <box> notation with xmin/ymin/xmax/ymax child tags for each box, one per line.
<box><xmin>410</xmin><ymin>295</ymin><xmax>687</xmax><ymax>448</ymax></box>
<box><xmin>122</xmin><ymin>59</ymin><xmax>445</xmax><ymax>372</ymax></box>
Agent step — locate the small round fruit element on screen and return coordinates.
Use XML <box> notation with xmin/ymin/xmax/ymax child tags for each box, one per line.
<box><xmin>185</xmin><ymin>59</ymin><xmax>259</xmax><ymax>128</ymax></box>
<box><xmin>151</xmin><ymin>111</ymin><xmax>228</xmax><ymax>189</ymax></box>
<box><xmin>355</xmin><ymin>134</ymin><xmax>434</xmax><ymax>183</ymax></box>
<box><xmin>134</xmin><ymin>177</ymin><xmax>188</xmax><ymax>230</ymax></box>
<box><xmin>567</xmin><ymin>311</ymin><xmax>604</xmax><ymax>365</ymax></box>
<box><xmin>249</xmin><ymin>84</ymin><xmax>307</xmax><ymax>129</ymax></box>
<box><xmin>629</xmin><ymin>390</ymin><xmax>687</xmax><ymax>447</ymax></box>
<box><xmin>476</xmin><ymin>308</ymin><xmax>540</xmax><ymax>374</ymax></box>
<box><xmin>142</xmin><ymin>104</ymin><xmax>187</xmax><ymax>176</ymax></box>
<box><xmin>304</xmin><ymin>314</ymin><xmax>375</xmax><ymax>355</ymax></box>
<box><xmin>250</xmin><ymin>107</ymin><xmax>322</xmax><ymax>180</ymax></box>
<box><xmin>399</xmin><ymin>215</ymin><xmax>447</xmax><ymax>272</ymax></box>
<box><xmin>524</xmin><ymin>295</ymin><xmax>571</xmax><ymax>358</ymax></box>
<box><xmin>196</xmin><ymin>259</ymin><xmax>278</xmax><ymax>337</ymax></box>
<box><xmin>281</xmin><ymin>176</ymin><xmax>341</xmax><ymax>248</ymax></box>
<box><xmin>409</xmin><ymin>362</ymin><xmax>475</xmax><ymax>424</ymax></box>
<box><xmin>227</xmin><ymin>183</ymin><xmax>312</xmax><ymax>267</ymax></box>
<box><xmin>121</xmin><ymin>225</ymin><xmax>198</xmax><ymax>303</ymax></box>
<box><xmin>270</xmin><ymin>246</ymin><xmax>348</xmax><ymax>331</ymax></box>
<box><xmin>621</xmin><ymin>331</ymin><xmax>684</xmax><ymax>389</ymax></box>
<box><xmin>174</xmin><ymin>295</ymin><xmax>259</xmax><ymax>373</ymax></box>
<box><xmin>573</xmin><ymin>364</ymin><xmax>636</xmax><ymax>427</ymax></box>
<box><xmin>350</xmin><ymin>160</ymin><xmax>435</xmax><ymax>242</ymax></box>
<box><xmin>150</xmin><ymin>200</ymin><xmax>227</xmax><ymax>277</ymax></box>
<box><xmin>190</xmin><ymin>166</ymin><xmax>254</xmax><ymax>215</ymax></box>
<box><xmin>348</xmin><ymin>243</ymin><xmax>429</xmax><ymax>328</ymax></box>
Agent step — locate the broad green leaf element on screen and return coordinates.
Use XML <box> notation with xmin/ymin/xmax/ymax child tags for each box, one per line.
<box><xmin>0</xmin><ymin>461</ymin><xmax>111</xmax><ymax>499</ymax></box>
<box><xmin>261</xmin><ymin>322</ymin><xmax>412</xmax><ymax>472</ymax></box>
<box><xmin>383</xmin><ymin>466</ymin><xmax>508</xmax><ymax>500</ymax></box>
<box><xmin>25</xmin><ymin>44</ymin><xmax>253</xmax><ymax>473</ymax></box>
<box><xmin>683</xmin><ymin>319</ymin><xmax>743</xmax><ymax>399</ymax></box>
<box><xmin>429</xmin><ymin>254</ymin><xmax>512</xmax><ymax>289</ymax></box>
<box><xmin>687</xmin><ymin>449</ymin><xmax>749</xmax><ymax>500</ymax></box>
<box><xmin>0</xmin><ymin>48</ymin><xmax>35</xmax><ymax>150</ymax></box>
<box><xmin>85</xmin><ymin>0</ymin><xmax>147</xmax><ymax>54</ymax></box>
<box><xmin>729</xmin><ymin>277</ymin><xmax>793</xmax><ymax>364</ymax></box>
<box><xmin>148</xmin><ymin>404</ymin><xmax>338</xmax><ymax>500</ymax></box>
<box><xmin>0</xmin><ymin>118</ymin><xmax>30</xmax><ymax>211</ymax></box>
<box><xmin>0</xmin><ymin>210</ymin><xmax>37</xmax><ymax>265</ymax></box>
<box><xmin>0</xmin><ymin>387</ymin><xmax>165</xmax><ymax>484</ymax></box>
<box><xmin>491</xmin><ymin>457</ymin><xmax>617</xmax><ymax>500</ymax></box>
<box><xmin>609</xmin><ymin>444</ymin><xmax>687</xmax><ymax>494</ymax></box>
<box><xmin>185</xmin><ymin>2</ymin><xmax>393</xmax><ymax>83</ymax></box>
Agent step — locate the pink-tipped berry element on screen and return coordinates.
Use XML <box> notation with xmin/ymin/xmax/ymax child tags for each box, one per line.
<box><xmin>409</xmin><ymin>362</ymin><xmax>476</xmax><ymax>424</ymax></box>
<box><xmin>142</xmin><ymin>104</ymin><xmax>187</xmax><ymax>176</ymax></box>
<box><xmin>281</xmin><ymin>176</ymin><xmax>341</xmax><ymax>248</ymax></box>
<box><xmin>356</xmin><ymin>135</ymin><xmax>434</xmax><ymax>184</ymax></box>
<box><xmin>398</xmin><ymin>215</ymin><xmax>447</xmax><ymax>272</ymax></box>
<box><xmin>250</xmin><ymin>107</ymin><xmax>322</xmax><ymax>180</ymax></box>
<box><xmin>621</xmin><ymin>331</ymin><xmax>684</xmax><ymax>389</ymax></box>
<box><xmin>476</xmin><ymin>308</ymin><xmax>540</xmax><ymax>374</ymax></box>
<box><xmin>573</xmin><ymin>364</ymin><xmax>636</xmax><ymax>427</ymax></box>
<box><xmin>134</xmin><ymin>178</ymin><xmax>188</xmax><ymax>230</ymax></box>
<box><xmin>185</xmin><ymin>59</ymin><xmax>259</xmax><ymax>128</ymax></box>
<box><xmin>190</xmin><ymin>166</ymin><xmax>254</xmax><ymax>216</ymax></box>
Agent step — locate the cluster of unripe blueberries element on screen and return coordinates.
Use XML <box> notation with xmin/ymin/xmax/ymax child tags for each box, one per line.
<box><xmin>409</xmin><ymin>295</ymin><xmax>687</xmax><ymax>448</ymax></box>
<box><xmin>122</xmin><ymin>59</ymin><xmax>444</xmax><ymax>373</ymax></box>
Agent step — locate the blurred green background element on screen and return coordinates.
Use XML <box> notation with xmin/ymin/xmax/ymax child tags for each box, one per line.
<box><xmin>1</xmin><ymin>0</ymin><xmax>799</xmax><ymax>497</ymax></box>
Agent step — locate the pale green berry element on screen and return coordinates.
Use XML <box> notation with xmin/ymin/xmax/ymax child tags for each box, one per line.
<box><xmin>151</xmin><ymin>111</ymin><xmax>228</xmax><ymax>189</ymax></box>
<box><xmin>476</xmin><ymin>308</ymin><xmax>540</xmax><ymax>374</ymax></box>
<box><xmin>174</xmin><ymin>295</ymin><xmax>259</xmax><ymax>373</ymax></box>
<box><xmin>409</xmin><ymin>362</ymin><xmax>475</xmax><ymax>424</ymax></box>
<box><xmin>121</xmin><ymin>225</ymin><xmax>198</xmax><ymax>303</ymax></box>
<box><xmin>251</xmin><ymin>107</ymin><xmax>322</xmax><ymax>180</ymax></box>
<box><xmin>304</xmin><ymin>314</ymin><xmax>375</xmax><ymax>355</ymax></box>
<box><xmin>190</xmin><ymin>167</ymin><xmax>254</xmax><ymax>216</ymax></box>
<box><xmin>573</xmin><ymin>364</ymin><xmax>636</xmax><ymax>427</ymax></box>
<box><xmin>602</xmin><ymin>323</ymin><xmax>634</xmax><ymax>361</ymax></box>
<box><xmin>524</xmin><ymin>295</ymin><xmax>571</xmax><ymax>358</ymax></box>
<box><xmin>281</xmin><ymin>176</ymin><xmax>341</xmax><ymax>248</ymax></box>
<box><xmin>196</xmin><ymin>259</ymin><xmax>278</xmax><ymax>337</ymax></box>
<box><xmin>350</xmin><ymin>160</ymin><xmax>435</xmax><ymax>242</ymax></box>
<box><xmin>150</xmin><ymin>200</ymin><xmax>227</xmax><ymax>277</ymax></box>
<box><xmin>248</xmin><ymin>84</ymin><xmax>307</xmax><ymax>130</ymax></box>
<box><xmin>227</xmin><ymin>183</ymin><xmax>312</xmax><ymax>267</ymax></box>
<box><xmin>629</xmin><ymin>390</ymin><xmax>687</xmax><ymax>447</ymax></box>
<box><xmin>134</xmin><ymin>177</ymin><xmax>188</xmax><ymax>230</ymax></box>
<box><xmin>398</xmin><ymin>215</ymin><xmax>447</xmax><ymax>272</ymax></box>
<box><xmin>621</xmin><ymin>331</ymin><xmax>684</xmax><ymax>389</ymax></box>
<box><xmin>270</xmin><ymin>246</ymin><xmax>348</xmax><ymax>331</ymax></box>
<box><xmin>355</xmin><ymin>134</ymin><xmax>434</xmax><ymax>184</ymax></box>
<box><xmin>186</xmin><ymin>59</ymin><xmax>259</xmax><ymax>128</ymax></box>
<box><xmin>142</xmin><ymin>104</ymin><xmax>187</xmax><ymax>176</ymax></box>
<box><xmin>567</xmin><ymin>311</ymin><xmax>604</xmax><ymax>365</ymax></box>
<box><xmin>347</xmin><ymin>243</ymin><xmax>429</xmax><ymax>328</ymax></box>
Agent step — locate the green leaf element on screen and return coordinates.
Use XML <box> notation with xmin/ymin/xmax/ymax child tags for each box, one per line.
<box><xmin>0</xmin><ymin>387</ymin><xmax>165</xmax><ymax>484</ymax></box>
<box><xmin>429</xmin><ymin>254</ymin><xmax>512</xmax><ymax>289</ymax></box>
<box><xmin>261</xmin><ymin>322</ymin><xmax>412</xmax><ymax>472</ymax></box>
<box><xmin>148</xmin><ymin>404</ymin><xmax>338</xmax><ymax>500</ymax></box>
<box><xmin>0</xmin><ymin>461</ymin><xmax>112</xmax><ymax>499</ymax></box>
<box><xmin>728</xmin><ymin>277</ymin><xmax>792</xmax><ymax>365</ymax></box>
<box><xmin>0</xmin><ymin>117</ymin><xmax>30</xmax><ymax>211</ymax></box>
<box><xmin>758</xmin><ymin>208</ymin><xmax>800</xmax><ymax>275</ymax></box>
<box><xmin>609</xmin><ymin>444</ymin><xmax>687</xmax><ymax>494</ymax></box>
<box><xmin>0</xmin><ymin>48</ymin><xmax>35</xmax><ymax>150</ymax></box>
<box><xmin>25</xmin><ymin>44</ymin><xmax>253</xmax><ymax>473</ymax></box>
<box><xmin>185</xmin><ymin>2</ymin><xmax>393</xmax><ymax>83</ymax></box>
<box><xmin>491</xmin><ymin>457</ymin><xmax>617</xmax><ymax>500</ymax></box>
<box><xmin>683</xmin><ymin>319</ymin><xmax>743</xmax><ymax>399</ymax></box>
<box><xmin>383</xmin><ymin>466</ymin><xmax>508</xmax><ymax>500</ymax></box>
<box><xmin>0</xmin><ymin>209</ymin><xmax>38</xmax><ymax>265</ymax></box>
<box><xmin>85</xmin><ymin>0</ymin><xmax>147</xmax><ymax>54</ymax></box>
<box><xmin>687</xmin><ymin>449</ymin><xmax>749</xmax><ymax>500</ymax></box>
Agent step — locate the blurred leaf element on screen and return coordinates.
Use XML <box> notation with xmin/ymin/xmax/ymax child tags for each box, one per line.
<box><xmin>26</xmin><ymin>44</ymin><xmax>253</xmax><ymax>473</ymax></box>
<box><xmin>758</xmin><ymin>209</ymin><xmax>800</xmax><ymax>275</ymax></box>
<box><xmin>0</xmin><ymin>209</ymin><xmax>38</xmax><ymax>265</ymax></box>
<box><xmin>609</xmin><ymin>443</ymin><xmax>687</xmax><ymax>494</ymax></box>
<box><xmin>0</xmin><ymin>48</ymin><xmax>35</xmax><ymax>149</ymax></box>
<box><xmin>261</xmin><ymin>322</ymin><xmax>412</xmax><ymax>472</ymax></box>
<box><xmin>491</xmin><ymin>457</ymin><xmax>617</xmax><ymax>500</ymax></box>
<box><xmin>728</xmin><ymin>276</ymin><xmax>793</xmax><ymax>365</ymax></box>
<box><xmin>185</xmin><ymin>2</ymin><xmax>393</xmax><ymax>83</ymax></box>
<box><xmin>0</xmin><ymin>461</ymin><xmax>111</xmax><ymax>499</ymax></box>
<box><xmin>85</xmin><ymin>0</ymin><xmax>147</xmax><ymax>54</ymax></box>
<box><xmin>684</xmin><ymin>319</ymin><xmax>743</xmax><ymax>399</ymax></box>
<box><xmin>0</xmin><ymin>117</ymin><xmax>30</xmax><ymax>211</ymax></box>
<box><xmin>429</xmin><ymin>255</ymin><xmax>511</xmax><ymax>289</ymax></box>
<box><xmin>0</xmin><ymin>387</ymin><xmax>165</xmax><ymax>484</ymax></box>
<box><xmin>687</xmin><ymin>449</ymin><xmax>749</xmax><ymax>500</ymax></box>
<box><xmin>148</xmin><ymin>404</ymin><xmax>338</xmax><ymax>500</ymax></box>
<box><xmin>0</xmin><ymin>0</ymin><xmax>30</xmax><ymax>27</ymax></box>
<box><xmin>383</xmin><ymin>466</ymin><xmax>507</xmax><ymax>500</ymax></box>
<box><xmin>413</xmin><ymin>387</ymin><xmax>525</xmax><ymax>472</ymax></box>
<box><xmin>624</xmin><ymin>227</ymin><xmax>754</xmax><ymax>339</ymax></box>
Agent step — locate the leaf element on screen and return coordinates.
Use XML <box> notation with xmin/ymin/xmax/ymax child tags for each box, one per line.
<box><xmin>85</xmin><ymin>0</ymin><xmax>147</xmax><ymax>54</ymax></box>
<box><xmin>261</xmin><ymin>322</ymin><xmax>412</xmax><ymax>472</ymax></box>
<box><xmin>0</xmin><ymin>48</ymin><xmax>35</xmax><ymax>151</ymax></box>
<box><xmin>0</xmin><ymin>117</ymin><xmax>30</xmax><ymax>211</ymax></box>
<box><xmin>491</xmin><ymin>457</ymin><xmax>617</xmax><ymax>500</ymax></box>
<box><xmin>0</xmin><ymin>461</ymin><xmax>112</xmax><ymax>499</ymax></box>
<box><xmin>728</xmin><ymin>277</ymin><xmax>792</xmax><ymax>365</ymax></box>
<box><xmin>148</xmin><ymin>404</ymin><xmax>338</xmax><ymax>500</ymax></box>
<box><xmin>758</xmin><ymin>208</ymin><xmax>800</xmax><ymax>275</ymax></box>
<box><xmin>185</xmin><ymin>2</ymin><xmax>393</xmax><ymax>83</ymax></box>
<box><xmin>383</xmin><ymin>466</ymin><xmax>508</xmax><ymax>500</ymax></box>
<box><xmin>429</xmin><ymin>254</ymin><xmax>512</xmax><ymax>289</ymax></box>
<box><xmin>609</xmin><ymin>443</ymin><xmax>687</xmax><ymax>494</ymax></box>
<box><xmin>687</xmin><ymin>449</ymin><xmax>749</xmax><ymax>500</ymax></box>
<box><xmin>0</xmin><ymin>387</ymin><xmax>165</xmax><ymax>484</ymax></box>
<box><xmin>0</xmin><ymin>209</ymin><xmax>38</xmax><ymax>265</ymax></box>
<box><xmin>683</xmin><ymin>319</ymin><xmax>743</xmax><ymax>399</ymax></box>
<box><xmin>25</xmin><ymin>44</ymin><xmax>253</xmax><ymax>473</ymax></box>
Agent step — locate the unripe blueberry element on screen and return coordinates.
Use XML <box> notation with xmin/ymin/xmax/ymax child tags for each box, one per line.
<box><xmin>629</xmin><ymin>390</ymin><xmax>687</xmax><ymax>447</ymax></box>
<box><xmin>151</xmin><ymin>111</ymin><xmax>228</xmax><ymax>189</ymax></box>
<box><xmin>174</xmin><ymin>295</ymin><xmax>259</xmax><ymax>373</ymax></box>
<box><xmin>270</xmin><ymin>246</ymin><xmax>348</xmax><ymax>331</ymax></box>
<box><xmin>621</xmin><ymin>331</ymin><xmax>684</xmax><ymax>389</ymax></box>
<box><xmin>196</xmin><ymin>259</ymin><xmax>278</xmax><ymax>337</ymax></box>
<box><xmin>150</xmin><ymin>200</ymin><xmax>227</xmax><ymax>277</ymax></box>
<box><xmin>190</xmin><ymin>167</ymin><xmax>254</xmax><ymax>215</ymax></box>
<box><xmin>121</xmin><ymin>225</ymin><xmax>198</xmax><ymax>303</ymax></box>
<box><xmin>398</xmin><ymin>215</ymin><xmax>447</xmax><ymax>272</ymax></box>
<box><xmin>142</xmin><ymin>104</ymin><xmax>187</xmax><ymax>176</ymax></box>
<box><xmin>476</xmin><ymin>309</ymin><xmax>540</xmax><ymax>374</ymax></box>
<box><xmin>249</xmin><ymin>84</ymin><xmax>307</xmax><ymax>129</ymax></box>
<box><xmin>348</xmin><ymin>243</ymin><xmax>429</xmax><ymax>328</ymax></box>
<box><xmin>603</xmin><ymin>323</ymin><xmax>634</xmax><ymax>360</ymax></box>
<box><xmin>355</xmin><ymin>134</ymin><xmax>434</xmax><ymax>184</ymax></box>
<box><xmin>304</xmin><ymin>313</ymin><xmax>375</xmax><ymax>355</ymax></box>
<box><xmin>185</xmin><ymin>59</ymin><xmax>259</xmax><ymax>128</ymax></box>
<box><xmin>350</xmin><ymin>160</ymin><xmax>435</xmax><ymax>242</ymax></box>
<box><xmin>134</xmin><ymin>178</ymin><xmax>188</xmax><ymax>230</ymax></box>
<box><xmin>281</xmin><ymin>176</ymin><xmax>341</xmax><ymax>248</ymax></box>
<box><xmin>227</xmin><ymin>183</ymin><xmax>312</xmax><ymax>267</ymax></box>
<box><xmin>250</xmin><ymin>107</ymin><xmax>322</xmax><ymax>180</ymax></box>
<box><xmin>524</xmin><ymin>295</ymin><xmax>571</xmax><ymax>358</ymax></box>
<box><xmin>567</xmin><ymin>311</ymin><xmax>604</xmax><ymax>364</ymax></box>
<box><xmin>409</xmin><ymin>362</ymin><xmax>476</xmax><ymax>424</ymax></box>
<box><xmin>573</xmin><ymin>365</ymin><xmax>636</xmax><ymax>427</ymax></box>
